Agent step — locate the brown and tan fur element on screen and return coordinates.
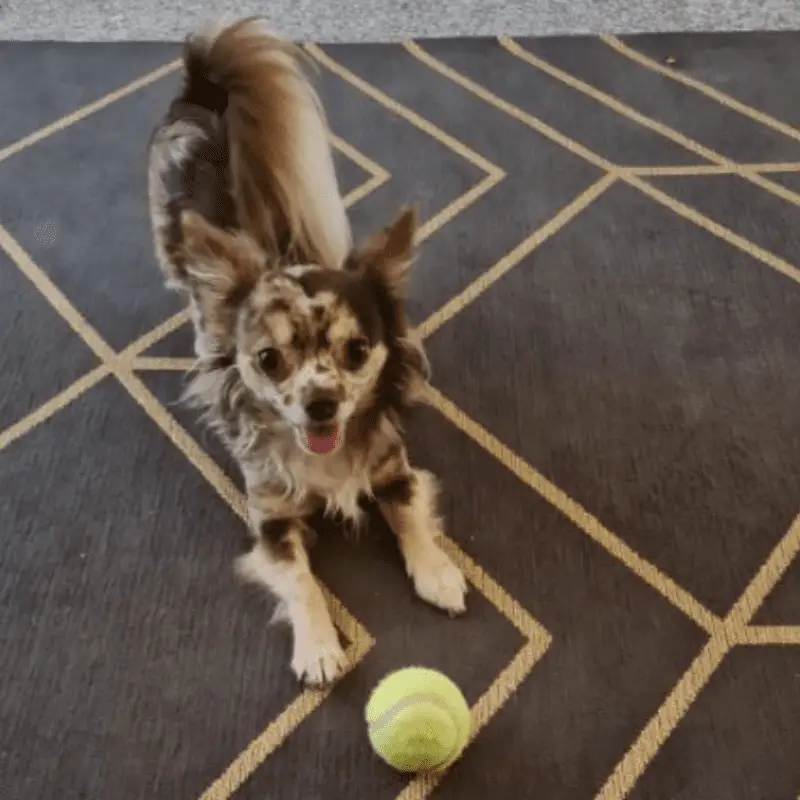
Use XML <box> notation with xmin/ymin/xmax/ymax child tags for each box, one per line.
<box><xmin>146</xmin><ymin>18</ymin><xmax>466</xmax><ymax>685</ymax></box>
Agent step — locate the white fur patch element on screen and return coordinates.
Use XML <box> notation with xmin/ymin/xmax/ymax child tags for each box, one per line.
<box><xmin>237</xmin><ymin>542</ymin><xmax>348</xmax><ymax>684</ymax></box>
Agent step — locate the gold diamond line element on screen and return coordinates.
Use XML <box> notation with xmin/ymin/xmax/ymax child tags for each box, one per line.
<box><xmin>404</xmin><ymin>40</ymin><xmax>618</xmax><ymax>174</ymax></box>
<box><xmin>500</xmin><ymin>37</ymin><xmax>800</xmax><ymax>209</ymax></box>
<box><xmin>418</xmin><ymin>173</ymin><xmax>617</xmax><ymax>339</ymax></box>
<box><xmin>329</xmin><ymin>132</ymin><xmax>389</xmax><ymax>183</ymax></box>
<box><xmin>625</xmin><ymin>174</ymin><xmax>800</xmax><ymax>286</ymax></box>
<box><xmin>0</xmin><ymin>59</ymin><xmax>182</xmax><ymax>165</ymax></box>
<box><xmin>627</xmin><ymin>162</ymin><xmax>800</xmax><ymax>177</ymax></box>
<box><xmin>133</xmin><ymin>356</ymin><xmax>195</xmax><ymax>371</ymax></box>
<box><xmin>306</xmin><ymin>43</ymin><xmax>500</xmax><ymax>176</ymax></box>
<box><xmin>305</xmin><ymin>42</ymin><xmax>507</xmax><ymax>245</ymax></box>
<box><xmin>199</xmin><ymin>596</ymin><xmax>374</xmax><ymax>800</ymax></box>
<box><xmin>736</xmin><ymin>625</ymin><xmax>800</xmax><ymax>646</ymax></box>
<box><xmin>0</xmin><ymin>308</ymin><xmax>189</xmax><ymax>452</ymax></box>
<box><xmin>597</xmin><ymin>511</ymin><xmax>800</xmax><ymax>798</ymax></box>
<box><xmin>120</xmin><ymin>309</ymin><xmax>190</xmax><ymax>360</ymax></box>
<box><xmin>0</xmin><ymin>57</ymin><xmax>388</xmax><ymax>219</ymax></box>
<box><xmin>408</xmin><ymin>40</ymin><xmax>800</xmax><ymax>293</ymax></box>
<box><xmin>423</xmin><ymin>386</ymin><xmax>719</xmax><ymax>635</ymax></box>
<box><xmin>439</xmin><ymin>536</ymin><xmax>548</xmax><ymax>642</ymax></box>
<box><xmin>601</xmin><ymin>35</ymin><xmax>800</xmax><ymax>146</ymax></box>
<box><xmin>395</xmin><ymin>636</ymin><xmax>550</xmax><ymax>800</ymax></box>
<box><xmin>0</xmin><ymin>365</ymin><xmax>108</xmax><ymax>451</ymax></box>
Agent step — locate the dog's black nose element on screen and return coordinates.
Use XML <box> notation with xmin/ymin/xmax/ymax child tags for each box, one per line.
<box><xmin>305</xmin><ymin>396</ymin><xmax>339</xmax><ymax>423</ymax></box>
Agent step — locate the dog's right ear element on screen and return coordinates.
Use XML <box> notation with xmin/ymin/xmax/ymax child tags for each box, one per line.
<box><xmin>346</xmin><ymin>206</ymin><xmax>418</xmax><ymax>299</ymax></box>
<box><xmin>178</xmin><ymin>210</ymin><xmax>263</xmax><ymax>302</ymax></box>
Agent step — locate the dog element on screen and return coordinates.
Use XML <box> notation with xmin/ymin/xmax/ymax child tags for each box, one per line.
<box><xmin>146</xmin><ymin>18</ymin><xmax>467</xmax><ymax>685</ymax></box>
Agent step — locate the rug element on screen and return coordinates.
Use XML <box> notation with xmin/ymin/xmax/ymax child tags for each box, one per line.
<box><xmin>1</xmin><ymin>31</ymin><xmax>800</xmax><ymax>800</ymax></box>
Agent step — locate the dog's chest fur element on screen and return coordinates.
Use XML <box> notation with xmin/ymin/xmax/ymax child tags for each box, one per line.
<box><xmin>195</xmin><ymin>369</ymin><xmax>406</xmax><ymax>523</ymax></box>
<box><xmin>242</xmin><ymin>436</ymin><xmax>374</xmax><ymax>521</ymax></box>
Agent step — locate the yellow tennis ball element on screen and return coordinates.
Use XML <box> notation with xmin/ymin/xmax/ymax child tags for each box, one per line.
<box><xmin>365</xmin><ymin>667</ymin><xmax>472</xmax><ymax>773</ymax></box>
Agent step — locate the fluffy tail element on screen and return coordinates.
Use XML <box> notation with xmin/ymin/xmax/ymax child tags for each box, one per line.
<box><xmin>182</xmin><ymin>18</ymin><xmax>352</xmax><ymax>268</ymax></box>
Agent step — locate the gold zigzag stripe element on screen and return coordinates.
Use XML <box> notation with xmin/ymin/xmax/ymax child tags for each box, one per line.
<box><xmin>132</xmin><ymin>356</ymin><xmax>195</xmax><ymax>371</ymax></box>
<box><xmin>0</xmin><ymin>364</ymin><xmax>108</xmax><ymax>451</ymax></box>
<box><xmin>199</xmin><ymin>590</ymin><xmax>374</xmax><ymax>800</ymax></box>
<box><xmin>625</xmin><ymin>174</ymin><xmax>800</xmax><ymax>286</ymax></box>
<box><xmin>404</xmin><ymin>39</ymin><xmax>619</xmax><ymax>174</ymax></box>
<box><xmin>329</xmin><ymin>133</ymin><xmax>389</xmax><ymax>182</ymax></box>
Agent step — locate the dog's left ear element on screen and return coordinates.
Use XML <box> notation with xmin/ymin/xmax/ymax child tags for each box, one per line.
<box><xmin>178</xmin><ymin>210</ymin><xmax>264</xmax><ymax>298</ymax></box>
<box><xmin>349</xmin><ymin>206</ymin><xmax>418</xmax><ymax>297</ymax></box>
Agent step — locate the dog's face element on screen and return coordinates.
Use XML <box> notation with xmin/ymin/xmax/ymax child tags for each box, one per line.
<box><xmin>234</xmin><ymin>266</ymin><xmax>391</xmax><ymax>454</ymax></box>
<box><xmin>178</xmin><ymin>207</ymin><xmax>427</xmax><ymax>455</ymax></box>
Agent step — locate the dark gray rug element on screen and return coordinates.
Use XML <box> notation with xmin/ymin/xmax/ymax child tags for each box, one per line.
<box><xmin>2</xmin><ymin>31</ymin><xmax>800</xmax><ymax>800</ymax></box>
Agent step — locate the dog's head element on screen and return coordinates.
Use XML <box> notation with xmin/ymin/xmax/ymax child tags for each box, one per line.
<box><xmin>178</xmin><ymin>207</ymin><xmax>429</xmax><ymax>455</ymax></box>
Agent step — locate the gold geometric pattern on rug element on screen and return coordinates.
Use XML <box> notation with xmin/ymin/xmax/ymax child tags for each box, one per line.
<box><xmin>0</xmin><ymin>33</ymin><xmax>799</xmax><ymax>800</ymax></box>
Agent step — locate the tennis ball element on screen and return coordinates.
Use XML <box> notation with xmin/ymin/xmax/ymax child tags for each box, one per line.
<box><xmin>365</xmin><ymin>667</ymin><xmax>472</xmax><ymax>772</ymax></box>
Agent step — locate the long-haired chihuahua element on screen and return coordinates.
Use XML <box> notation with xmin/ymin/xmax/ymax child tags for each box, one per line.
<box><xmin>147</xmin><ymin>18</ymin><xmax>466</xmax><ymax>685</ymax></box>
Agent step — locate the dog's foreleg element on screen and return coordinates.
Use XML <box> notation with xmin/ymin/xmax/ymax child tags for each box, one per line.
<box><xmin>237</xmin><ymin>489</ymin><xmax>348</xmax><ymax>686</ymax></box>
<box><xmin>375</xmin><ymin>467</ymin><xmax>467</xmax><ymax>615</ymax></box>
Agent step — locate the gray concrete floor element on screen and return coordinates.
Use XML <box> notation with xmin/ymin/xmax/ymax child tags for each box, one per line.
<box><xmin>1</xmin><ymin>0</ymin><xmax>798</xmax><ymax>41</ymax></box>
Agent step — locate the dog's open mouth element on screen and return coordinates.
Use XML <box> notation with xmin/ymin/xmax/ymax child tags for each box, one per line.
<box><xmin>305</xmin><ymin>423</ymin><xmax>340</xmax><ymax>455</ymax></box>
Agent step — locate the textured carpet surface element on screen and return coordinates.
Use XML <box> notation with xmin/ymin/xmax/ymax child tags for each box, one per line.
<box><xmin>1</xmin><ymin>31</ymin><xmax>800</xmax><ymax>800</ymax></box>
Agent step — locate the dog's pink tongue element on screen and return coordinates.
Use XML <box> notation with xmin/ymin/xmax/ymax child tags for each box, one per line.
<box><xmin>306</xmin><ymin>425</ymin><xmax>339</xmax><ymax>455</ymax></box>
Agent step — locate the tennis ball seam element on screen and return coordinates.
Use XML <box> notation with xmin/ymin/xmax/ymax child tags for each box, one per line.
<box><xmin>367</xmin><ymin>691</ymin><xmax>469</xmax><ymax>768</ymax></box>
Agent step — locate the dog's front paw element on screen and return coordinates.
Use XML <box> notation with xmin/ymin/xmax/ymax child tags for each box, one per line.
<box><xmin>409</xmin><ymin>545</ymin><xmax>467</xmax><ymax>615</ymax></box>
<box><xmin>291</xmin><ymin>628</ymin><xmax>348</xmax><ymax>687</ymax></box>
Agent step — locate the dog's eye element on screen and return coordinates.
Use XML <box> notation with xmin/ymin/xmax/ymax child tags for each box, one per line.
<box><xmin>345</xmin><ymin>337</ymin><xmax>370</xmax><ymax>370</ymax></box>
<box><xmin>257</xmin><ymin>347</ymin><xmax>282</xmax><ymax>375</ymax></box>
